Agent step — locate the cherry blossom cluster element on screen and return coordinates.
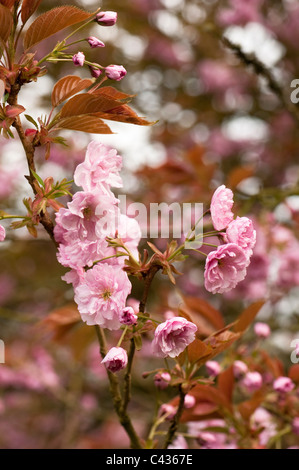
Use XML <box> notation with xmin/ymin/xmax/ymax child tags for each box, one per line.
<box><xmin>204</xmin><ymin>185</ymin><xmax>256</xmax><ymax>294</ymax></box>
<box><xmin>54</xmin><ymin>141</ymin><xmax>141</xmax><ymax>331</ymax></box>
<box><xmin>161</xmin><ymin>321</ymin><xmax>299</xmax><ymax>449</ymax></box>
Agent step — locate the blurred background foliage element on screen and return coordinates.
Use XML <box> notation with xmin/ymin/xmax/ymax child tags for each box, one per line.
<box><xmin>1</xmin><ymin>0</ymin><xmax>299</xmax><ymax>448</ymax></box>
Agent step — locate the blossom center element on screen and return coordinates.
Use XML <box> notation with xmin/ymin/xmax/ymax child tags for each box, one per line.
<box><xmin>83</xmin><ymin>206</ymin><xmax>93</xmax><ymax>219</ymax></box>
<box><xmin>101</xmin><ymin>288</ymin><xmax>112</xmax><ymax>301</ymax></box>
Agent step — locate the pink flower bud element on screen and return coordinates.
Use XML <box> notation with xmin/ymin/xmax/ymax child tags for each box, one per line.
<box><xmin>0</xmin><ymin>224</ymin><xmax>5</xmax><ymax>242</ymax></box>
<box><xmin>25</xmin><ymin>128</ymin><xmax>37</xmax><ymax>137</ymax></box>
<box><xmin>233</xmin><ymin>360</ymin><xmax>248</xmax><ymax>379</ymax></box>
<box><xmin>184</xmin><ymin>394</ymin><xmax>196</xmax><ymax>409</ymax></box>
<box><xmin>72</xmin><ymin>52</ymin><xmax>85</xmax><ymax>67</ymax></box>
<box><xmin>101</xmin><ymin>347</ymin><xmax>128</xmax><ymax>373</ymax></box>
<box><xmin>254</xmin><ymin>322</ymin><xmax>271</xmax><ymax>339</ymax></box>
<box><xmin>96</xmin><ymin>11</ymin><xmax>117</xmax><ymax>26</ymax></box>
<box><xmin>120</xmin><ymin>306</ymin><xmax>138</xmax><ymax>326</ymax></box>
<box><xmin>242</xmin><ymin>371</ymin><xmax>263</xmax><ymax>393</ymax></box>
<box><xmin>292</xmin><ymin>417</ymin><xmax>299</xmax><ymax>436</ymax></box>
<box><xmin>154</xmin><ymin>372</ymin><xmax>171</xmax><ymax>389</ymax></box>
<box><xmin>159</xmin><ymin>403</ymin><xmax>177</xmax><ymax>420</ymax></box>
<box><xmin>206</xmin><ymin>360</ymin><xmax>221</xmax><ymax>377</ymax></box>
<box><xmin>273</xmin><ymin>376</ymin><xmax>295</xmax><ymax>393</ymax></box>
<box><xmin>89</xmin><ymin>66</ymin><xmax>102</xmax><ymax>79</ymax></box>
<box><xmin>105</xmin><ymin>65</ymin><xmax>127</xmax><ymax>81</ymax></box>
<box><xmin>87</xmin><ymin>36</ymin><xmax>105</xmax><ymax>48</ymax></box>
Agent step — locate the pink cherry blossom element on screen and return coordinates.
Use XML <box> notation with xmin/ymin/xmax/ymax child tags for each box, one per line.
<box><xmin>188</xmin><ymin>420</ymin><xmax>237</xmax><ymax>449</ymax></box>
<box><xmin>74</xmin><ymin>263</ymin><xmax>131</xmax><ymax>330</ymax></box>
<box><xmin>61</xmin><ymin>268</ymin><xmax>85</xmax><ymax>288</ymax></box>
<box><xmin>167</xmin><ymin>435</ymin><xmax>188</xmax><ymax>449</ymax></box>
<box><xmin>184</xmin><ymin>394</ymin><xmax>196</xmax><ymax>409</ymax></box>
<box><xmin>151</xmin><ymin>316</ymin><xmax>197</xmax><ymax>358</ymax></box>
<box><xmin>226</xmin><ymin>217</ymin><xmax>256</xmax><ymax>258</ymax></box>
<box><xmin>217</xmin><ymin>0</ymin><xmax>263</xmax><ymax>26</ymax></box>
<box><xmin>0</xmin><ymin>224</ymin><xmax>5</xmax><ymax>241</ymax></box>
<box><xmin>74</xmin><ymin>141</ymin><xmax>123</xmax><ymax>194</ymax></box>
<box><xmin>55</xmin><ymin>191</ymin><xmax>118</xmax><ymax>244</ymax></box>
<box><xmin>210</xmin><ymin>185</ymin><xmax>234</xmax><ymax>231</ymax></box>
<box><xmin>57</xmin><ymin>235</ymin><xmax>115</xmax><ymax>270</ymax></box>
<box><xmin>277</xmin><ymin>244</ymin><xmax>299</xmax><ymax>289</ymax></box>
<box><xmin>242</xmin><ymin>371</ymin><xmax>263</xmax><ymax>393</ymax></box>
<box><xmin>206</xmin><ymin>360</ymin><xmax>221</xmax><ymax>377</ymax></box>
<box><xmin>273</xmin><ymin>376</ymin><xmax>295</xmax><ymax>393</ymax></box>
<box><xmin>159</xmin><ymin>403</ymin><xmax>177</xmax><ymax>420</ymax></box>
<box><xmin>55</xmin><ymin>192</ymin><xmax>100</xmax><ymax>242</ymax></box>
<box><xmin>233</xmin><ymin>360</ymin><xmax>248</xmax><ymax>379</ymax></box>
<box><xmin>250</xmin><ymin>407</ymin><xmax>276</xmax><ymax>446</ymax></box>
<box><xmin>254</xmin><ymin>322</ymin><xmax>271</xmax><ymax>339</ymax></box>
<box><xmin>116</xmin><ymin>214</ymin><xmax>141</xmax><ymax>259</ymax></box>
<box><xmin>101</xmin><ymin>347</ymin><xmax>128</xmax><ymax>373</ymax></box>
<box><xmin>204</xmin><ymin>243</ymin><xmax>248</xmax><ymax>294</ymax></box>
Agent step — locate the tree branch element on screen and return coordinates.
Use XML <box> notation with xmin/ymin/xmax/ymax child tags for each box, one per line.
<box><xmin>163</xmin><ymin>385</ymin><xmax>186</xmax><ymax>449</ymax></box>
<box><xmin>221</xmin><ymin>36</ymin><xmax>299</xmax><ymax>123</ymax></box>
<box><xmin>8</xmin><ymin>83</ymin><xmax>57</xmax><ymax>246</ymax></box>
<box><xmin>94</xmin><ymin>325</ymin><xmax>143</xmax><ymax>449</ymax></box>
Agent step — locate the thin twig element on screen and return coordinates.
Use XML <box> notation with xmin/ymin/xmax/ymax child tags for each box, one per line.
<box><xmin>163</xmin><ymin>385</ymin><xmax>186</xmax><ymax>449</ymax></box>
<box><xmin>94</xmin><ymin>325</ymin><xmax>143</xmax><ymax>449</ymax></box>
<box><xmin>8</xmin><ymin>84</ymin><xmax>57</xmax><ymax>246</ymax></box>
<box><xmin>221</xmin><ymin>36</ymin><xmax>299</xmax><ymax>123</ymax></box>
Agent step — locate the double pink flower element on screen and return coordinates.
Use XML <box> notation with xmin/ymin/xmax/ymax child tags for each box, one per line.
<box><xmin>151</xmin><ymin>316</ymin><xmax>197</xmax><ymax>358</ymax></box>
<box><xmin>204</xmin><ymin>185</ymin><xmax>256</xmax><ymax>294</ymax></box>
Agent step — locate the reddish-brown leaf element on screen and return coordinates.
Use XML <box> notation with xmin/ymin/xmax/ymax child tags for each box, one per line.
<box><xmin>218</xmin><ymin>366</ymin><xmax>235</xmax><ymax>403</ymax></box>
<box><xmin>21</xmin><ymin>0</ymin><xmax>42</xmax><ymax>24</ymax></box>
<box><xmin>56</xmin><ymin>115</ymin><xmax>113</xmax><ymax>134</ymax></box>
<box><xmin>260</xmin><ymin>350</ymin><xmax>284</xmax><ymax>378</ymax></box>
<box><xmin>289</xmin><ymin>365</ymin><xmax>299</xmax><ymax>383</ymax></box>
<box><xmin>60</xmin><ymin>93</ymin><xmax>123</xmax><ymax>118</ymax></box>
<box><xmin>169</xmin><ymin>384</ymin><xmax>232</xmax><ymax>423</ymax></box>
<box><xmin>38</xmin><ymin>303</ymin><xmax>81</xmax><ymax>341</ymax></box>
<box><xmin>238</xmin><ymin>390</ymin><xmax>265</xmax><ymax>421</ymax></box>
<box><xmin>0</xmin><ymin>4</ymin><xmax>13</xmax><ymax>42</ymax></box>
<box><xmin>51</xmin><ymin>75</ymin><xmax>93</xmax><ymax>108</ymax></box>
<box><xmin>227</xmin><ymin>165</ymin><xmax>254</xmax><ymax>190</ymax></box>
<box><xmin>0</xmin><ymin>0</ymin><xmax>15</xmax><ymax>8</ymax></box>
<box><xmin>233</xmin><ymin>300</ymin><xmax>265</xmax><ymax>333</ymax></box>
<box><xmin>91</xmin><ymin>86</ymin><xmax>135</xmax><ymax>103</ymax></box>
<box><xmin>183</xmin><ymin>384</ymin><xmax>233</xmax><ymax>422</ymax></box>
<box><xmin>24</xmin><ymin>6</ymin><xmax>93</xmax><ymax>50</ymax></box>
<box><xmin>203</xmin><ymin>328</ymin><xmax>241</xmax><ymax>362</ymax></box>
<box><xmin>187</xmin><ymin>338</ymin><xmax>212</xmax><ymax>363</ymax></box>
<box><xmin>181</xmin><ymin>402</ymin><xmax>219</xmax><ymax>422</ymax></box>
<box><xmin>94</xmin><ymin>105</ymin><xmax>154</xmax><ymax>126</ymax></box>
<box><xmin>181</xmin><ymin>296</ymin><xmax>225</xmax><ymax>334</ymax></box>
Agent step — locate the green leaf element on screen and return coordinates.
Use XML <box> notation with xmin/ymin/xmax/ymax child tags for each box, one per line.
<box><xmin>133</xmin><ymin>334</ymin><xmax>142</xmax><ymax>351</ymax></box>
<box><xmin>31</xmin><ymin>169</ymin><xmax>45</xmax><ymax>188</ymax></box>
<box><xmin>24</xmin><ymin>114</ymin><xmax>39</xmax><ymax>129</ymax></box>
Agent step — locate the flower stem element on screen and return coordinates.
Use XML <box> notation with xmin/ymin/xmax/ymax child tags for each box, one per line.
<box><xmin>94</xmin><ymin>325</ymin><xmax>143</xmax><ymax>449</ymax></box>
<box><xmin>117</xmin><ymin>326</ymin><xmax>128</xmax><ymax>347</ymax></box>
<box><xmin>163</xmin><ymin>384</ymin><xmax>186</xmax><ymax>449</ymax></box>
